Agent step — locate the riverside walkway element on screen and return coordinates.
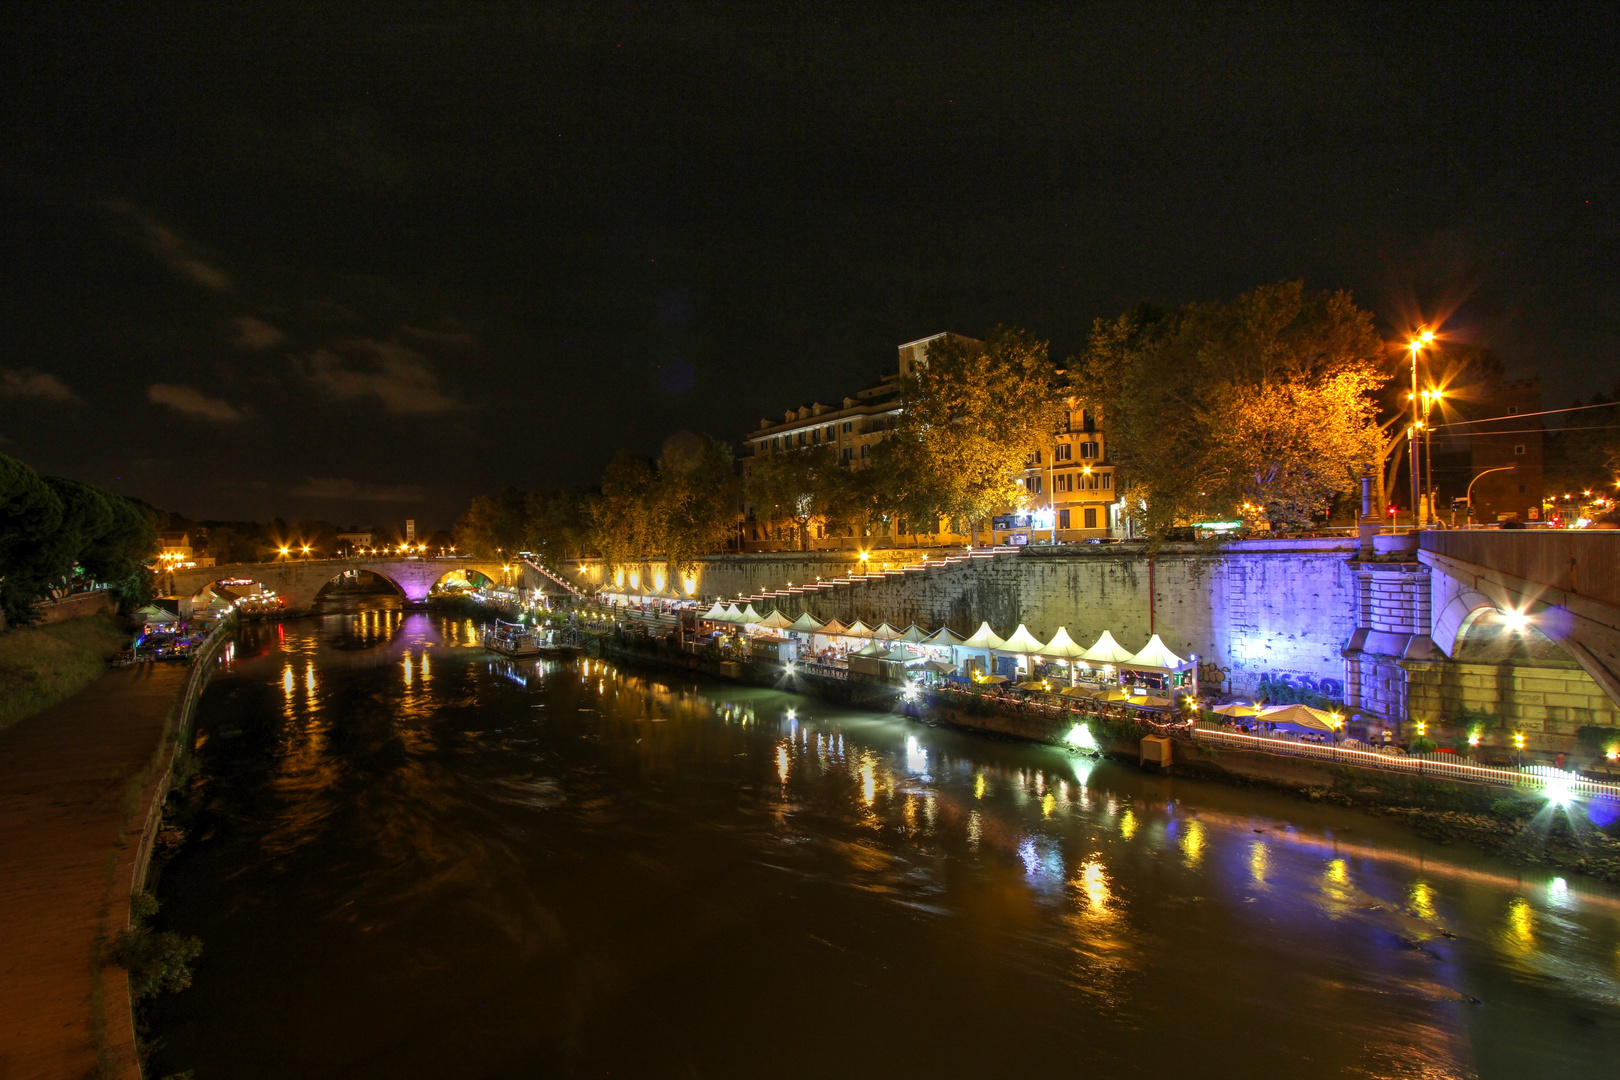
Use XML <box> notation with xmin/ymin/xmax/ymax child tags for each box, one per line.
<box><xmin>0</xmin><ymin>661</ymin><xmax>189</xmax><ymax>1080</ymax></box>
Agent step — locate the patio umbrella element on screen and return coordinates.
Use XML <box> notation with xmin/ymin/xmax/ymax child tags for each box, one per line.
<box><xmin>981</xmin><ymin>674</ymin><xmax>1009</xmax><ymax>685</ymax></box>
<box><xmin>1014</xmin><ymin>679</ymin><xmax>1050</xmax><ymax>691</ymax></box>
<box><xmin>1138</xmin><ymin>695</ymin><xmax>1174</xmax><ymax>708</ymax></box>
<box><xmin>1061</xmin><ymin>685</ymin><xmax>1098</xmax><ymax>699</ymax></box>
<box><xmin>1257</xmin><ymin>704</ymin><xmax>1338</xmax><ymax>732</ymax></box>
<box><xmin>1212</xmin><ymin>701</ymin><xmax>1261</xmax><ymax>718</ymax></box>
<box><xmin>1098</xmin><ymin>688</ymin><xmax>1135</xmax><ymax>702</ymax></box>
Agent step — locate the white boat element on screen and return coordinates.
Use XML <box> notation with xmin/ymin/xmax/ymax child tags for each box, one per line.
<box><xmin>480</xmin><ymin>620</ymin><xmax>541</xmax><ymax>657</ymax></box>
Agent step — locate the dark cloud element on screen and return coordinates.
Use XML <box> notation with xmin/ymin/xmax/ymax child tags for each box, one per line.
<box><xmin>231</xmin><ymin>316</ymin><xmax>285</xmax><ymax>350</ymax></box>
<box><xmin>301</xmin><ymin>339</ymin><xmax>460</xmax><ymax>414</ymax></box>
<box><xmin>289</xmin><ymin>476</ymin><xmax>424</xmax><ymax>502</ymax></box>
<box><xmin>1</xmin><ymin>368</ymin><xmax>78</xmax><ymax>402</ymax></box>
<box><xmin>147</xmin><ymin>384</ymin><xmax>250</xmax><ymax>422</ymax></box>
<box><xmin>106</xmin><ymin>199</ymin><xmax>233</xmax><ymax>291</ymax></box>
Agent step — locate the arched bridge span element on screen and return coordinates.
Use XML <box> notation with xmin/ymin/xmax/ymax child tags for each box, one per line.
<box><xmin>166</xmin><ymin>557</ymin><xmax>516</xmax><ymax>612</ymax></box>
<box><xmin>1421</xmin><ymin>531</ymin><xmax>1620</xmax><ymax>706</ymax></box>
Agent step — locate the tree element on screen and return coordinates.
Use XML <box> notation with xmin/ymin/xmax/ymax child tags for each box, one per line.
<box><xmin>454</xmin><ymin>487</ymin><xmax>528</xmax><ymax>557</ymax></box>
<box><xmin>1545</xmin><ymin>384</ymin><xmax>1620</xmax><ymax>497</ymax></box>
<box><xmin>1078</xmin><ymin>281</ymin><xmax>1387</xmax><ymax>532</ymax></box>
<box><xmin>586</xmin><ymin>453</ymin><xmax>662</xmax><ymax>570</ymax></box>
<box><xmin>524</xmin><ymin>490</ymin><xmax>589</xmax><ymax>562</ymax></box>
<box><xmin>744</xmin><ymin>443</ymin><xmax>840</xmax><ymax>550</ymax></box>
<box><xmin>1</xmin><ymin>454</ymin><xmax>66</xmax><ymax>623</ymax></box>
<box><xmin>655</xmin><ymin>433</ymin><xmax>737</xmax><ymax>573</ymax></box>
<box><xmin>899</xmin><ymin>326</ymin><xmax>1065</xmax><ymax>542</ymax></box>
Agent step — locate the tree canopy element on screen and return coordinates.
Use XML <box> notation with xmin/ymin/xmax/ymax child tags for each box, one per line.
<box><xmin>0</xmin><ymin>453</ymin><xmax>158</xmax><ymax>624</ymax></box>
<box><xmin>898</xmin><ymin>326</ymin><xmax>1066</xmax><ymax>539</ymax></box>
<box><xmin>1077</xmin><ymin>281</ymin><xmax>1387</xmax><ymax>531</ymax></box>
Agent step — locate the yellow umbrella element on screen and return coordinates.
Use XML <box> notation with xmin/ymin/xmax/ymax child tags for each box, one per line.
<box><xmin>1098</xmin><ymin>688</ymin><xmax>1134</xmax><ymax>702</ymax></box>
<box><xmin>1213</xmin><ymin>701</ymin><xmax>1261</xmax><ymax>717</ymax></box>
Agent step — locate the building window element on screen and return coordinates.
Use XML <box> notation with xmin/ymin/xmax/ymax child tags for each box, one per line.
<box><xmin>1084</xmin><ymin>507</ymin><xmax>1098</xmax><ymax>529</ymax></box>
<box><xmin>1054</xmin><ymin>474</ymin><xmax>1070</xmax><ymax>493</ymax></box>
<box><xmin>772</xmin><ymin>437</ymin><xmax>781</xmax><ymax>450</ymax></box>
<box><xmin>1102</xmin><ymin>473</ymin><xmax>1111</xmax><ymax>489</ymax></box>
<box><xmin>1059</xmin><ymin>509</ymin><xmax>1071</xmax><ymax>529</ymax></box>
<box><xmin>798</xmin><ymin>432</ymin><xmax>806</xmax><ymax>446</ymax></box>
<box><xmin>827</xmin><ymin>426</ymin><xmax>835</xmax><ymax>441</ymax></box>
<box><xmin>1054</xmin><ymin>442</ymin><xmax>1072</xmax><ymax>461</ymax></box>
<box><xmin>860</xmin><ymin>444</ymin><xmax>869</xmax><ymax>459</ymax></box>
<box><xmin>843</xmin><ymin>421</ymin><xmax>853</xmax><ymax>433</ymax></box>
<box><xmin>1030</xmin><ymin>476</ymin><xmax>1042</xmax><ymax>494</ymax></box>
<box><xmin>843</xmin><ymin>447</ymin><xmax>853</xmax><ymax>462</ymax></box>
<box><xmin>1514</xmin><ymin>444</ymin><xmax>1526</xmax><ymax>455</ymax></box>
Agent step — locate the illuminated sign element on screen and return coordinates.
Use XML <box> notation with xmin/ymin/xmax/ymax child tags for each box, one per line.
<box><xmin>1192</xmin><ymin>520</ymin><xmax>1243</xmax><ymax>531</ymax></box>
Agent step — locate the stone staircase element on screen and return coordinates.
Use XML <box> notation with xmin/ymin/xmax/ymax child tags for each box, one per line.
<box><xmin>736</xmin><ymin>546</ymin><xmax>1022</xmax><ymax>615</ymax></box>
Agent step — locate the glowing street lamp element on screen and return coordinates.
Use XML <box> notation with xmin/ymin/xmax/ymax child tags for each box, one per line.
<box><xmin>1513</xmin><ymin>730</ymin><xmax>1526</xmax><ymax>768</ymax></box>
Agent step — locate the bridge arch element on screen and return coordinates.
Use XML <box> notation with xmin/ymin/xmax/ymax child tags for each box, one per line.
<box><xmin>1433</xmin><ymin>588</ymin><xmax>1497</xmax><ymax>659</ymax></box>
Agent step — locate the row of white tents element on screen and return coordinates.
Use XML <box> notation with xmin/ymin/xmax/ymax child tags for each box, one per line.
<box><xmin>696</xmin><ymin>601</ymin><xmax>1195</xmax><ymax>688</ymax></box>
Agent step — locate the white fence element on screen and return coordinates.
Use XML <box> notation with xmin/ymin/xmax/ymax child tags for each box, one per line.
<box><xmin>1191</xmin><ymin>722</ymin><xmax>1620</xmax><ymax>799</ymax></box>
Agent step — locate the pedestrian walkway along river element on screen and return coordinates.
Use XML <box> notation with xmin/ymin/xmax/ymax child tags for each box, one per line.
<box><xmin>150</xmin><ymin>599</ymin><xmax>1620</xmax><ymax>1079</ymax></box>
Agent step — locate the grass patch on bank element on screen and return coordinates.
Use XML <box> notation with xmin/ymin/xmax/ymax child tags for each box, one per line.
<box><xmin>0</xmin><ymin>613</ymin><xmax>129</xmax><ymax>731</ymax></box>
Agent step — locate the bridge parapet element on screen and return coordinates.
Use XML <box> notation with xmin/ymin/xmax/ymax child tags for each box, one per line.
<box><xmin>1420</xmin><ymin>530</ymin><xmax>1620</xmax><ymax>709</ymax></box>
<box><xmin>1421</xmin><ymin>530</ymin><xmax>1618</xmax><ymax>608</ymax></box>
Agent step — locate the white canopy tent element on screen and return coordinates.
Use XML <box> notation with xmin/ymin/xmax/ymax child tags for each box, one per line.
<box><xmin>960</xmin><ymin>621</ymin><xmax>1007</xmax><ymax>680</ymax></box>
<box><xmin>996</xmin><ymin>624</ymin><xmax>1047</xmax><ymax>677</ymax></box>
<box><xmin>756</xmin><ymin>609</ymin><xmax>795</xmax><ymax>630</ymax></box>
<box><xmin>1040</xmin><ymin>627</ymin><xmax>1090</xmax><ymax>684</ymax></box>
<box><xmin>1081</xmin><ymin>630</ymin><xmax>1136</xmax><ymax>665</ymax></box>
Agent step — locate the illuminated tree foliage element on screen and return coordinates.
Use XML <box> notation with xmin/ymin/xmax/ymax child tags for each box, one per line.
<box><xmin>1077</xmin><ymin>281</ymin><xmax>1386</xmax><ymax>531</ymax></box>
<box><xmin>898</xmin><ymin>327</ymin><xmax>1065</xmax><ymax>541</ymax></box>
<box><xmin>584</xmin><ymin>435</ymin><xmax>737</xmax><ymax>571</ymax></box>
<box><xmin>744</xmin><ymin>443</ymin><xmax>840</xmax><ymax>550</ymax></box>
<box><xmin>0</xmin><ymin>452</ymin><xmax>158</xmax><ymax>624</ymax></box>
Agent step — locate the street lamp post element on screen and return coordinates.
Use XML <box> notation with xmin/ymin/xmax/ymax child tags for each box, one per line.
<box><xmin>1464</xmin><ymin>466</ymin><xmax>1515</xmax><ymax>526</ymax></box>
<box><xmin>1408</xmin><ymin>331</ymin><xmax>1434</xmax><ymax>528</ymax></box>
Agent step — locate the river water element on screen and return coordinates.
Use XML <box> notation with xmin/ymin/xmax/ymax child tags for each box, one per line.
<box><xmin>150</xmin><ymin>599</ymin><xmax>1620</xmax><ymax>1079</ymax></box>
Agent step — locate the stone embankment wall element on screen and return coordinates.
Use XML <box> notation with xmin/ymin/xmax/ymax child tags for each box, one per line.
<box><xmin>566</xmin><ymin>539</ymin><xmax>1359</xmax><ymax>697</ymax></box>
<box><xmin>1404</xmin><ymin>659</ymin><xmax>1618</xmax><ymax>741</ymax></box>
<box><xmin>36</xmin><ymin>590</ymin><xmax>118</xmax><ymax>624</ymax></box>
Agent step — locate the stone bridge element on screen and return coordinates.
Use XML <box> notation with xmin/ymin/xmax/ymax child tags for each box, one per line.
<box><xmin>1421</xmin><ymin>530</ymin><xmax>1620</xmax><ymax>707</ymax></box>
<box><xmin>165</xmin><ymin>557</ymin><xmax>519</xmax><ymax>612</ymax></box>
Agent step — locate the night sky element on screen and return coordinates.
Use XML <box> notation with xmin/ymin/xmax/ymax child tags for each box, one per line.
<box><xmin>2</xmin><ymin>3</ymin><xmax>1615</xmax><ymax>529</ymax></box>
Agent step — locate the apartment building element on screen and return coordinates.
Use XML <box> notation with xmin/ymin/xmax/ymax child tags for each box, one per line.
<box><xmin>993</xmin><ymin>402</ymin><xmax>1120</xmax><ymax>544</ymax></box>
<box><xmin>741</xmin><ymin>334</ymin><xmax>979</xmax><ymax>549</ymax></box>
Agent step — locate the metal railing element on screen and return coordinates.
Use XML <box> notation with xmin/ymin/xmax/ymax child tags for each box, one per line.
<box><xmin>1190</xmin><ymin>722</ymin><xmax>1620</xmax><ymax>798</ymax></box>
<box><xmin>793</xmin><ymin>661</ymin><xmax>849</xmax><ymax>681</ymax></box>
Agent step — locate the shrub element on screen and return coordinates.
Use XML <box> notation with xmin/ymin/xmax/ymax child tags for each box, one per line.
<box><xmin>1410</xmin><ymin>737</ymin><xmax>1438</xmax><ymax>755</ymax></box>
<box><xmin>108</xmin><ymin>891</ymin><xmax>202</xmax><ymax>1000</ymax></box>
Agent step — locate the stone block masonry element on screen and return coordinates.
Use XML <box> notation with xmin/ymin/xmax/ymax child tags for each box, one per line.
<box><xmin>565</xmin><ymin>539</ymin><xmax>1360</xmax><ymax>698</ymax></box>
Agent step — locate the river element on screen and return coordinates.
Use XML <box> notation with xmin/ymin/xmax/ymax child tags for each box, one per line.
<box><xmin>149</xmin><ymin>599</ymin><xmax>1620</xmax><ymax>1079</ymax></box>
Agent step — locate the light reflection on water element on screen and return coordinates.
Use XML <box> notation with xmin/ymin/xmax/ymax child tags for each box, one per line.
<box><xmin>154</xmin><ymin>601</ymin><xmax>1620</xmax><ymax>1080</ymax></box>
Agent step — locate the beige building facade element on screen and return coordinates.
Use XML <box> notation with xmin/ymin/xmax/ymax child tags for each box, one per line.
<box><xmin>743</xmin><ymin>333</ymin><xmax>1122</xmax><ymax>549</ymax></box>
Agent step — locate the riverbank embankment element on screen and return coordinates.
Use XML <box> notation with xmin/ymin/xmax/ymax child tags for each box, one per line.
<box><xmin>0</xmin><ymin>621</ymin><xmax>231</xmax><ymax>1079</ymax></box>
<box><xmin>598</xmin><ymin>636</ymin><xmax>1620</xmax><ymax>883</ymax></box>
<box><xmin>0</xmin><ymin>612</ymin><xmax>129</xmax><ymax>732</ymax></box>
